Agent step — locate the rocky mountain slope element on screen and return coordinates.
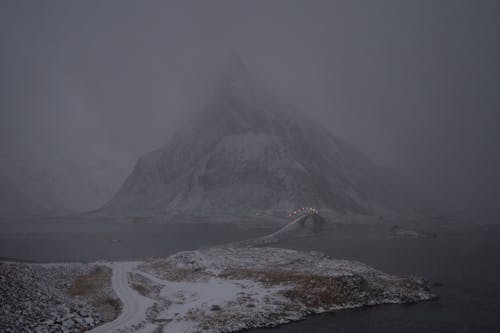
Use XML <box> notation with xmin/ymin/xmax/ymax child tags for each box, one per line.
<box><xmin>102</xmin><ymin>55</ymin><xmax>429</xmax><ymax>218</ymax></box>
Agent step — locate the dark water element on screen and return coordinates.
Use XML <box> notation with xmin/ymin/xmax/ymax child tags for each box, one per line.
<box><xmin>250</xmin><ymin>223</ymin><xmax>500</xmax><ymax>333</ymax></box>
<box><xmin>1</xmin><ymin>218</ymin><xmax>499</xmax><ymax>332</ymax></box>
<box><xmin>0</xmin><ymin>218</ymin><xmax>269</xmax><ymax>262</ymax></box>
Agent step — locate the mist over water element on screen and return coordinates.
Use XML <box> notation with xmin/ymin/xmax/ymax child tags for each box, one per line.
<box><xmin>1</xmin><ymin>2</ymin><xmax>500</xmax><ymax>332</ymax></box>
<box><xmin>1</xmin><ymin>0</ymin><xmax>499</xmax><ymax>217</ymax></box>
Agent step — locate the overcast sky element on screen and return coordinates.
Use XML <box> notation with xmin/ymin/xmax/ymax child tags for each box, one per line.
<box><xmin>1</xmin><ymin>0</ymin><xmax>499</xmax><ymax>217</ymax></box>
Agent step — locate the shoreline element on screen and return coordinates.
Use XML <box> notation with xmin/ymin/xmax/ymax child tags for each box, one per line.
<box><xmin>1</xmin><ymin>246</ymin><xmax>436</xmax><ymax>333</ymax></box>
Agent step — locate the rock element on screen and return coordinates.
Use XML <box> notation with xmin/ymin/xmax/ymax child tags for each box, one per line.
<box><xmin>210</xmin><ymin>305</ymin><xmax>222</xmax><ymax>311</ymax></box>
<box><xmin>0</xmin><ymin>262</ymin><xmax>108</xmax><ymax>333</ymax></box>
<box><xmin>62</xmin><ymin>319</ymin><xmax>74</xmax><ymax>328</ymax></box>
<box><xmin>83</xmin><ymin>317</ymin><xmax>94</xmax><ymax>325</ymax></box>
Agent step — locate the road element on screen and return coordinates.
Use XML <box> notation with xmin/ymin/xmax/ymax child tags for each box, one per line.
<box><xmin>87</xmin><ymin>214</ymin><xmax>320</xmax><ymax>332</ymax></box>
<box><xmin>266</xmin><ymin>214</ymin><xmax>310</xmax><ymax>238</ymax></box>
<box><xmin>87</xmin><ymin>262</ymin><xmax>154</xmax><ymax>333</ymax></box>
<box><xmin>229</xmin><ymin>214</ymin><xmax>312</xmax><ymax>247</ymax></box>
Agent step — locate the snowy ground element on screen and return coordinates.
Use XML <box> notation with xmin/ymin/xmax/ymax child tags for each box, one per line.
<box><xmin>0</xmin><ymin>262</ymin><xmax>119</xmax><ymax>333</ymax></box>
<box><xmin>87</xmin><ymin>262</ymin><xmax>154</xmax><ymax>333</ymax></box>
<box><xmin>2</xmin><ymin>245</ymin><xmax>435</xmax><ymax>333</ymax></box>
<box><xmin>131</xmin><ymin>247</ymin><xmax>434</xmax><ymax>333</ymax></box>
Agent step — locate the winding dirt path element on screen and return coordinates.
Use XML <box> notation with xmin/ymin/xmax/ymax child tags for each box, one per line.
<box><xmin>87</xmin><ymin>262</ymin><xmax>154</xmax><ymax>333</ymax></box>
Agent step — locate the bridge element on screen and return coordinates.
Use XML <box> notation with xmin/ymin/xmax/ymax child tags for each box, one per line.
<box><xmin>229</xmin><ymin>207</ymin><xmax>326</xmax><ymax>247</ymax></box>
<box><xmin>288</xmin><ymin>207</ymin><xmax>319</xmax><ymax>219</ymax></box>
<box><xmin>264</xmin><ymin>207</ymin><xmax>324</xmax><ymax>239</ymax></box>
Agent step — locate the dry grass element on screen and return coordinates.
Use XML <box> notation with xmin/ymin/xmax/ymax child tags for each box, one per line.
<box><xmin>66</xmin><ymin>265</ymin><xmax>121</xmax><ymax>322</ymax></box>
<box><xmin>131</xmin><ymin>282</ymin><xmax>148</xmax><ymax>296</ymax></box>
<box><xmin>221</xmin><ymin>269</ymin><xmax>368</xmax><ymax>308</ymax></box>
<box><xmin>139</xmin><ymin>261</ymin><xmax>210</xmax><ymax>282</ymax></box>
<box><xmin>67</xmin><ymin>266</ymin><xmax>108</xmax><ymax>296</ymax></box>
<box><xmin>129</xmin><ymin>272</ymin><xmax>162</xmax><ymax>299</ymax></box>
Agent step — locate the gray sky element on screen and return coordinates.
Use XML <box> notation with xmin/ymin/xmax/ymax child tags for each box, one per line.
<box><xmin>1</xmin><ymin>0</ymin><xmax>499</xmax><ymax>217</ymax></box>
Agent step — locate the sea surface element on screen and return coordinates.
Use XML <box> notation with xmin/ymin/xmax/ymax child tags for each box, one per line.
<box><xmin>1</xmin><ymin>216</ymin><xmax>499</xmax><ymax>332</ymax></box>
<box><xmin>251</xmin><ymin>221</ymin><xmax>500</xmax><ymax>333</ymax></box>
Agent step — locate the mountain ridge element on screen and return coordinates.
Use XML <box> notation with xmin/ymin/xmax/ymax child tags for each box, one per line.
<box><xmin>101</xmin><ymin>57</ymin><xmax>431</xmax><ymax>219</ymax></box>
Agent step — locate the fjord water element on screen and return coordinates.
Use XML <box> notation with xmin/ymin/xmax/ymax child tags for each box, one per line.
<box><xmin>252</xmin><ymin>221</ymin><xmax>500</xmax><ymax>333</ymax></box>
<box><xmin>0</xmin><ymin>217</ymin><xmax>271</xmax><ymax>262</ymax></box>
<box><xmin>1</xmin><ymin>217</ymin><xmax>499</xmax><ymax>332</ymax></box>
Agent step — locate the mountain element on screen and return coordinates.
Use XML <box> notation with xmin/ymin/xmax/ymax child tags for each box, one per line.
<box><xmin>0</xmin><ymin>171</ymin><xmax>51</xmax><ymax>218</ymax></box>
<box><xmin>0</xmin><ymin>144</ymin><xmax>130</xmax><ymax>216</ymax></box>
<box><xmin>0</xmin><ymin>73</ymin><xmax>134</xmax><ymax>217</ymax></box>
<box><xmin>101</xmin><ymin>55</ymin><xmax>430</xmax><ymax>219</ymax></box>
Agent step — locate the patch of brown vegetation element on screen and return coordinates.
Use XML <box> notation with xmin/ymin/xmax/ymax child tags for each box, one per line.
<box><xmin>66</xmin><ymin>265</ymin><xmax>120</xmax><ymax>322</ymax></box>
<box><xmin>139</xmin><ymin>261</ymin><xmax>210</xmax><ymax>282</ymax></box>
<box><xmin>131</xmin><ymin>282</ymin><xmax>148</xmax><ymax>296</ymax></box>
<box><xmin>128</xmin><ymin>272</ymin><xmax>162</xmax><ymax>299</ymax></box>
<box><xmin>221</xmin><ymin>269</ymin><xmax>368</xmax><ymax>309</ymax></box>
<box><xmin>67</xmin><ymin>266</ymin><xmax>108</xmax><ymax>296</ymax></box>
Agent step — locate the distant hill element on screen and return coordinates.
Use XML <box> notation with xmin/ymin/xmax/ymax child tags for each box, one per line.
<box><xmin>0</xmin><ymin>172</ymin><xmax>50</xmax><ymax>218</ymax></box>
<box><xmin>0</xmin><ymin>149</ymin><xmax>129</xmax><ymax>216</ymax></box>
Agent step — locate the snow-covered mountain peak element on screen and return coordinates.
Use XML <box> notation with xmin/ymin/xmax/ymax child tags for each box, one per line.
<box><xmin>225</xmin><ymin>52</ymin><xmax>248</xmax><ymax>79</ymax></box>
<box><xmin>101</xmin><ymin>58</ymin><xmax>431</xmax><ymax>218</ymax></box>
<box><xmin>212</xmin><ymin>53</ymin><xmax>267</xmax><ymax>108</ymax></box>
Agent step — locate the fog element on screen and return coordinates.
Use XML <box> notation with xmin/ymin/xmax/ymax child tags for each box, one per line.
<box><xmin>1</xmin><ymin>0</ymin><xmax>499</xmax><ymax>217</ymax></box>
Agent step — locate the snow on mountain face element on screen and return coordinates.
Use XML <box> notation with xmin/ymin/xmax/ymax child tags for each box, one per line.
<box><xmin>102</xmin><ymin>56</ymin><xmax>429</xmax><ymax>218</ymax></box>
